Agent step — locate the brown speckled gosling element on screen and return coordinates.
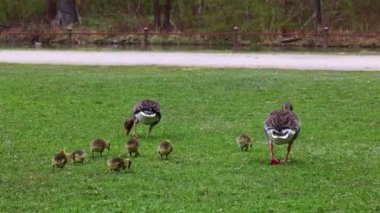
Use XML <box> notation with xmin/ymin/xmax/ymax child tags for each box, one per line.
<box><xmin>52</xmin><ymin>149</ymin><xmax>68</xmax><ymax>171</ymax></box>
<box><xmin>69</xmin><ymin>149</ymin><xmax>87</xmax><ymax>164</ymax></box>
<box><xmin>157</xmin><ymin>140</ymin><xmax>173</xmax><ymax>159</ymax></box>
<box><xmin>91</xmin><ymin>138</ymin><xmax>110</xmax><ymax>157</ymax></box>
<box><xmin>107</xmin><ymin>157</ymin><xmax>132</xmax><ymax>172</ymax></box>
<box><xmin>236</xmin><ymin>134</ymin><xmax>252</xmax><ymax>151</ymax></box>
<box><xmin>125</xmin><ymin>136</ymin><xmax>140</xmax><ymax>157</ymax></box>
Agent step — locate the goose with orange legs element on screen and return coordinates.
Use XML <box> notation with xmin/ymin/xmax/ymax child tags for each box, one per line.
<box><xmin>124</xmin><ymin>99</ymin><xmax>161</xmax><ymax>138</ymax></box>
<box><xmin>264</xmin><ymin>103</ymin><xmax>301</xmax><ymax>165</ymax></box>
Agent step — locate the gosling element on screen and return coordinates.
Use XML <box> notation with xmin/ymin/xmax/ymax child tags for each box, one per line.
<box><xmin>69</xmin><ymin>149</ymin><xmax>87</xmax><ymax>164</ymax></box>
<box><xmin>52</xmin><ymin>149</ymin><xmax>68</xmax><ymax>171</ymax></box>
<box><xmin>236</xmin><ymin>134</ymin><xmax>252</xmax><ymax>151</ymax></box>
<box><xmin>91</xmin><ymin>138</ymin><xmax>110</xmax><ymax>157</ymax></box>
<box><xmin>107</xmin><ymin>157</ymin><xmax>132</xmax><ymax>172</ymax></box>
<box><xmin>157</xmin><ymin>140</ymin><xmax>173</xmax><ymax>159</ymax></box>
<box><xmin>125</xmin><ymin>136</ymin><xmax>140</xmax><ymax>157</ymax></box>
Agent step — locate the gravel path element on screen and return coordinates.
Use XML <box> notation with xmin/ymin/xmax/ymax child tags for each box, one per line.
<box><xmin>0</xmin><ymin>50</ymin><xmax>379</xmax><ymax>71</ymax></box>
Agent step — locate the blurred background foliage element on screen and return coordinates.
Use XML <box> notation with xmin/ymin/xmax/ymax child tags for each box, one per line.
<box><xmin>0</xmin><ymin>0</ymin><xmax>379</xmax><ymax>32</ymax></box>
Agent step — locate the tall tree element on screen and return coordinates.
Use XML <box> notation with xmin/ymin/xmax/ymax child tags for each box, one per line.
<box><xmin>152</xmin><ymin>0</ymin><xmax>173</xmax><ymax>32</ymax></box>
<box><xmin>46</xmin><ymin>0</ymin><xmax>57</xmax><ymax>20</ymax></box>
<box><xmin>153</xmin><ymin>0</ymin><xmax>161</xmax><ymax>31</ymax></box>
<box><xmin>161</xmin><ymin>0</ymin><xmax>173</xmax><ymax>32</ymax></box>
<box><xmin>314</xmin><ymin>0</ymin><xmax>322</xmax><ymax>34</ymax></box>
<box><xmin>127</xmin><ymin>0</ymin><xmax>146</xmax><ymax>16</ymax></box>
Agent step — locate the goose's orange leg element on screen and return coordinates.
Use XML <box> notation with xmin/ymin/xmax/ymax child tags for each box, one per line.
<box><xmin>269</xmin><ymin>141</ymin><xmax>281</xmax><ymax>165</ymax></box>
<box><xmin>284</xmin><ymin>143</ymin><xmax>293</xmax><ymax>162</ymax></box>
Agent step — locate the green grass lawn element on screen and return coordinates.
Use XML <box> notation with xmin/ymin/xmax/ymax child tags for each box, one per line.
<box><xmin>0</xmin><ymin>64</ymin><xmax>379</xmax><ymax>212</ymax></box>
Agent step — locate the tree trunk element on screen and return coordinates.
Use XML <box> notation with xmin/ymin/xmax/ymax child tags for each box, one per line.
<box><xmin>153</xmin><ymin>0</ymin><xmax>161</xmax><ymax>31</ymax></box>
<box><xmin>46</xmin><ymin>0</ymin><xmax>57</xmax><ymax>20</ymax></box>
<box><xmin>128</xmin><ymin>0</ymin><xmax>146</xmax><ymax>16</ymax></box>
<box><xmin>161</xmin><ymin>0</ymin><xmax>173</xmax><ymax>32</ymax></box>
<box><xmin>198</xmin><ymin>0</ymin><xmax>203</xmax><ymax>15</ymax></box>
<box><xmin>281</xmin><ymin>0</ymin><xmax>291</xmax><ymax>38</ymax></box>
<box><xmin>52</xmin><ymin>0</ymin><xmax>81</xmax><ymax>27</ymax></box>
<box><xmin>314</xmin><ymin>0</ymin><xmax>322</xmax><ymax>34</ymax></box>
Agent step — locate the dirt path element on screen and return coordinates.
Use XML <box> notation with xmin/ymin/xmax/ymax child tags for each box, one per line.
<box><xmin>0</xmin><ymin>50</ymin><xmax>379</xmax><ymax>71</ymax></box>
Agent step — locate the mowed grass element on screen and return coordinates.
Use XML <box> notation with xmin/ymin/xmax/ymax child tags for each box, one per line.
<box><xmin>0</xmin><ymin>64</ymin><xmax>379</xmax><ymax>212</ymax></box>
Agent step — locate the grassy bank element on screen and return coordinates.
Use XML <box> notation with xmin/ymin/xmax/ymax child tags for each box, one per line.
<box><xmin>0</xmin><ymin>64</ymin><xmax>379</xmax><ymax>211</ymax></box>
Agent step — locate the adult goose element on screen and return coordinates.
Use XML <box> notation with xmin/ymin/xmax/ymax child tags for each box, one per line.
<box><xmin>124</xmin><ymin>99</ymin><xmax>161</xmax><ymax>138</ymax></box>
<box><xmin>264</xmin><ymin>103</ymin><xmax>301</xmax><ymax>165</ymax></box>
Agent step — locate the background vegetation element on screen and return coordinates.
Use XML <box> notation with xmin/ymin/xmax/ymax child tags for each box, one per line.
<box><xmin>0</xmin><ymin>64</ymin><xmax>379</xmax><ymax>211</ymax></box>
<box><xmin>0</xmin><ymin>0</ymin><xmax>379</xmax><ymax>32</ymax></box>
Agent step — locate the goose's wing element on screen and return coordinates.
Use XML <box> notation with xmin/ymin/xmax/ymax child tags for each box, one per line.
<box><xmin>133</xmin><ymin>99</ymin><xmax>161</xmax><ymax>115</ymax></box>
<box><xmin>264</xmin><ymin>109</ymin><xmax>300</xmax><ymax>132</ymax></box>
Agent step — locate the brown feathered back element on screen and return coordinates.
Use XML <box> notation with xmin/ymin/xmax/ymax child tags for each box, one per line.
<box><xmin>126</xmin><ymin>136</ymin><xmax>139</xmax><ymax>149</ymax></box>
<box><xmin>107</xmin><ymin>157</ymin><xmax>132</xmax><ymax>171</ymax></box>
<box><xmin>69</xmin><ymin>149</ymin><xmax>86</xmax><ymax>163</ymax></box>
<box><xmin>157</xmin><ymin>140</ymin><xmax>173</xmax><ymax>158</ymax></box>
<box><xmin>133</xmin><ymin>99</ymin><xmax>161</xmax><ymax>115</ymax></box>
<box><xmin>236</xmin><ymin>134</ymin><xmax>252</xmax><ymax>144</ymax></box>
<box><xmin>125</xmin><ymin>136</ymin><xmax>140</xmax><ymax>157</ymax></box>
<box><xmin>159</xmin><ymin>141</ymin><xmax>173</xmax><ymax>152</ymax></box>
<box><xmin>52</xmin><ymin>149</ymin><xmax>68</xmax><ymax>171</ymax></box>
<box><xmin>265</xmin><ymin>103</ymin><xmax>300</xmax><ymax>132</ymax></box>
<box><xmin>91</xmin><ymin>139</ymin><xmax>110</xmax><ymax>150</ymax></box>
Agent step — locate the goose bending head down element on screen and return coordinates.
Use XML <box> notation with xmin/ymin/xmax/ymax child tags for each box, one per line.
<box><xmin>264</xmin><ymin>103</ymin><xmax>301</xmax><ymax>165</ymax></box>
<box><xmin>124</xmin><ymin>99</ymin><xmax>161</xmax><ymax>138</ymax></box>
